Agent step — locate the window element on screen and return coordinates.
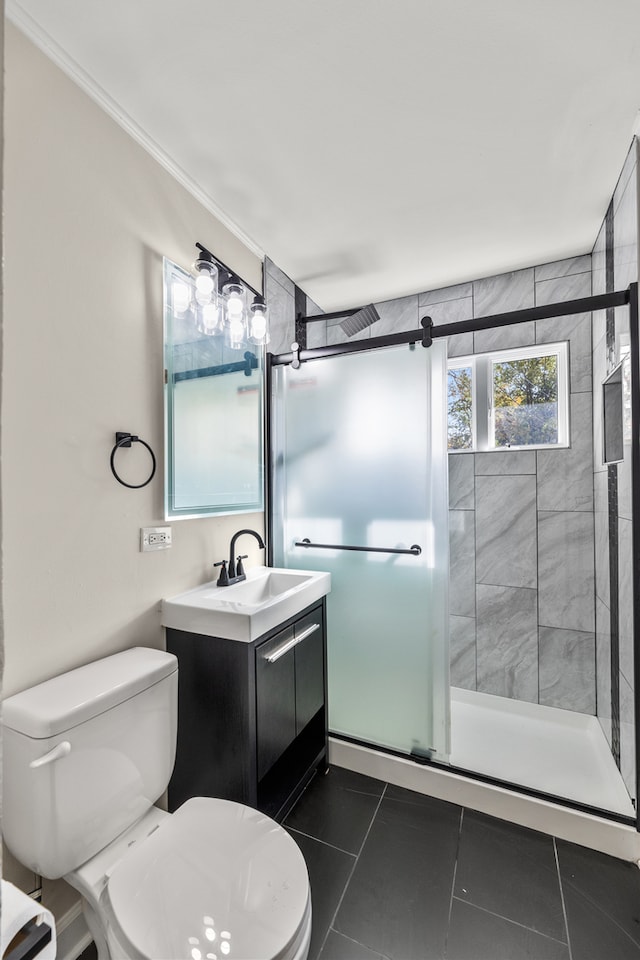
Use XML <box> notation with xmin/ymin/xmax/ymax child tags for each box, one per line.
<box><xmin>448</xmin><ymin>342</ymin><xmax>569</xmax><ymax>452</ymax></box>
<box><xmin>448</xmin><ymin>363</ymin><xmax>474</xmax><ymax>450</ymax></box>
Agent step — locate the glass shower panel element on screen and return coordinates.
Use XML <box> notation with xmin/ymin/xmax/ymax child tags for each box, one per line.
<box><xmin>272</xmin><ymin>341</ymin><xmax>450</xmax><ymax>761</ymax></box>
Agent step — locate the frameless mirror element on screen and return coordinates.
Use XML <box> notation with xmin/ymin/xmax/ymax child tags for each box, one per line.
<box><xmin>163</xmin><ymin>258</ymin><xmax>264</xmax><ymax>518</ymax></box>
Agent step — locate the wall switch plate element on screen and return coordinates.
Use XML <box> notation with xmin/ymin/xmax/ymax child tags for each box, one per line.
<box><xmin>141</xmin><ymin>526</ymin><xmax>172</xmax><ymax>551</ymax></box>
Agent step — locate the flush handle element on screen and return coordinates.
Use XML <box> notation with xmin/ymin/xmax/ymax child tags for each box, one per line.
<box><xmin>30</xmin><ymin>741</ymin><xmax>71</xmax><ymax>769</ymax></box>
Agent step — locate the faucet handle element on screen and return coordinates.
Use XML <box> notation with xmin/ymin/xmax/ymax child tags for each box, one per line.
<box><xmin>214</xmin><ymin>560</ymin><xmax>229</xmax><ymax>586</ymax></box>
<box><xmin>236</xmin><ymin>554</ymin><xmax>249</xmax><ymax>577</ymax></box>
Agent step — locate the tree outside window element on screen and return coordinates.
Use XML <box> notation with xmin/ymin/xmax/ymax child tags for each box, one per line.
<box><xmin>492</xmin><ymin>355</ymin><xmax>558</xmax><ymax>447</ymax></box>
<box><xmin>448</xmin><ymin>365</ymin><xmax>473</xmax><ymax>449</ymax></box>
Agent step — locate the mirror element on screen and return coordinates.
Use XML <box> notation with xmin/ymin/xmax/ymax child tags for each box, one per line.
<box><xmin>163</xmin><ymin>258</ymin><xmax>264</xmax><ymax>518</ymax></box>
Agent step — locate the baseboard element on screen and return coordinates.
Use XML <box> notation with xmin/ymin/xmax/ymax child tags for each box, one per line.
<box><xmin>53</xmin><ymin>900</ymin><xmax>92</xmax><ymax>960</ymax></box>
<box><xmin>329</xmin><ymin>736</ymin><xmax>640</xmax><ymax>863</ymax></box>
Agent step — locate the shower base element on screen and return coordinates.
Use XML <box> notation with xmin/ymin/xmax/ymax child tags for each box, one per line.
<box><xmin>449</xmin><ymin>686</ymin><xmax>634</xmax><ymax>819</ymax></box>
<box><xmin>329</xmin><ymin>688</ymin><xmax>639</xmax><ymax>860</ymax></box>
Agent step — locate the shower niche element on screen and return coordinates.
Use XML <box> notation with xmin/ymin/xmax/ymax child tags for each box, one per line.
<box><xmin>603</xmin><ymin>363</ymin><xmax>624</xmax><ymax>464</ymax></box>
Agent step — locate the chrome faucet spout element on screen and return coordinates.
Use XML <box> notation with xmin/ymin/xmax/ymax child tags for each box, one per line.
<box><xmin>227</xmin><ymin>529</ymin><xmax>265</xmax><ymax>581</ymax></box>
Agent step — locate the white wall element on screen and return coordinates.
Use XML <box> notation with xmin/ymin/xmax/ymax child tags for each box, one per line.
<box><xmin>3</xmin><ymin>22</ymin><xmax>265</xmax><ymax>703</ymax></box>
<box><xmin>3</xmin><ymin>20</ymin><xmax>268</xmax><ymax>914</ymax></box>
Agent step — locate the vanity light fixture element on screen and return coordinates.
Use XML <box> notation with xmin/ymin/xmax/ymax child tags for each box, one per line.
<box><xmin>193</xmin><ymin>248</ymin><xmax>218</xmax><ymax>306</ymax></box>
<box><xmin>222</xmin><ymin>276</ymin><xmax>248</xmax><ymax>349</ymax></box>
<box><xmin>183</xmin><ymin>242</ymin><xmax>270</xmax><ymax>348</ymax></box>
<box><xmin>248</xmin><ymin>295</ymin><xmax>270</xmax><ymax>345</ymax></box>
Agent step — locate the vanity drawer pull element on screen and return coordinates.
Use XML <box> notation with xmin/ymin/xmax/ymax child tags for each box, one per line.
<box><xmin>265</xmin><ymin>623</ymin><xmax>321</xmax><ymax>663</ymax></box>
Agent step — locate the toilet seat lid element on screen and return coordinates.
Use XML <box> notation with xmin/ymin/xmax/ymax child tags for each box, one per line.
<box><xmin>105</xmin><ymin>797</ymin><xmax>310</xmax><ymax>960</ymax></box>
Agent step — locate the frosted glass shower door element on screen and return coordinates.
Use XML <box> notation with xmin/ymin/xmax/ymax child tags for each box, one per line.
<box><xmin>271</xmin><ymin>341</ymin><xmax>450</xmax><ymax>761</ymax></box>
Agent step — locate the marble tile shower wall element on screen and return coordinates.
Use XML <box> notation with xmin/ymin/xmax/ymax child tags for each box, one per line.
<box><xmin>266</xmin><ymin>254</ymin><xmax>598</xmax><ymax>717</ymax></box>
<box><xmin>591</xmin><ymin>140</ymin><xmax>638</xmax><ymax>799</ymax></box>
<box><xmin>430</xmin><ymin>258</ymin><xmax>596</xmax><ymax>714</ymax></box>
<box><xmin>265</xmin><ymin>257</ymin><xmax>324</xmax><ymax>354</ymax></box>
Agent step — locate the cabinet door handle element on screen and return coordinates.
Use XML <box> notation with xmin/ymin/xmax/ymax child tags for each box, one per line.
<box><xmin>265</xmin><ymin>622</ymin><xmax>321</xmax><ymax>663</ymax></box>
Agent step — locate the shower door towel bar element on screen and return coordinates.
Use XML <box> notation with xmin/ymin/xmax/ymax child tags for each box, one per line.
<box><xmin>294</xmin><ymin>538</ymin><xmax>422</xmax><ymax>556</ymax></box>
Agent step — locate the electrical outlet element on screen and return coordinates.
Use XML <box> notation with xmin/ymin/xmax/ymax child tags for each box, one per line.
<box><xmin>141</xmin><ymin>526</ymin><xmax>173</xmax><ymax>552</ymax></box>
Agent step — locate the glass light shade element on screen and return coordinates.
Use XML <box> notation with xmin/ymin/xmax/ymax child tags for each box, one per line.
<box><xmin>172</xmin><ymin>280</ymin><xmax>191</xmax><ymax>316</ymax></box>
<box><xmin>222</xmin><ymin>280</ymin><xmax>247</xmax><ymax>348</ymax></box>
<box><xmin>195</xmin><ymin>301</ymin><xmax>222</xmax><ymax>336</ymax></box>
<box><xmin>223</xmin><ymin>281</ymin><xmax>246</xmax><ymax>319</ymax></box>
<box><xmin>248</xmin><ymin>301</ymin><xmax>270</xmax><ymax>345</ymax></box>
<box><xmin>193</xmin><ymin>259</ymin><xmax>218</xmax><ymax>307</ymax></box>
<box><xmin>226</xmin><ymin>313</ymin><xmax>246</xmax><ymax>350</ymax></box>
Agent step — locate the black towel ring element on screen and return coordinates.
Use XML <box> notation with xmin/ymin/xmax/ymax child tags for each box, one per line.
<box><xmin>110</xmin><ymin>432</ymin><xmax>156</xmax><ymax>489</ymax></box>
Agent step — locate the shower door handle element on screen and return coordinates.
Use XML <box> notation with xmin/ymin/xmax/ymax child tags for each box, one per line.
<box><xmin>295</xmin><ymin>538</ymin><xmax>422</xmax><ymax>556</ymax></box>
<box><xmin>265</xmin><ymin>623</ymin><xmax>321</xmax><ymax>663</ymax></box>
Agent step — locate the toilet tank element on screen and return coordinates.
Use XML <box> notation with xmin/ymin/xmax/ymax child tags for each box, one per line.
<box><xmin>2</xmin><ymin>647</ymin><xmax>178</xmax><ymax>879</ymax></box>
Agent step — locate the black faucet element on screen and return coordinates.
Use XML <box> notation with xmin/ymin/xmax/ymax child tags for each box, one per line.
<box><xmin>215</xmin><ymin>528</ymin><xmax>265</xmax><ymax>586</ymax></box>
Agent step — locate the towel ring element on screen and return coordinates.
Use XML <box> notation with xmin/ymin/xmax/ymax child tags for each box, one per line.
<box><xmin>110</xmin><ymin>432</ymin><xmax>156</xmax><ymax>489</ymax></box>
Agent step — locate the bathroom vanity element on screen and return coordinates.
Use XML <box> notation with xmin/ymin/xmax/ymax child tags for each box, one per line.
<box><xmin>162</xmin><ymin>567</ymin><xmax>330</xmax><ymax>821</ymax></box>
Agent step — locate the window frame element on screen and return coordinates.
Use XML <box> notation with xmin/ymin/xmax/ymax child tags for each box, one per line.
<box><xmin>447</xmin><ymin>341</ymin><xmax>570</xmax><ymax>454</ymax></box>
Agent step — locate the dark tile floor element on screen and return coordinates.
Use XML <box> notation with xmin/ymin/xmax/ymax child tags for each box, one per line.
<box><xmin>78</xmin><ymin>766</ymin><xmax>640</xmax><ymax>960</ymax></box>
<box><xmin>283</xmin><ymin>766</ymin><xmax>640</xmax><ymax>960</ymax></box>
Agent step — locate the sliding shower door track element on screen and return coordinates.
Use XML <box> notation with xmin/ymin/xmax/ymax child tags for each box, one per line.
<box><xmin>270</xmin><ymin>288</ymin><xmax>631</xmax><ymax>367</ymax></box>
<box><xmin>329</xmin><ymin>732</ymin><xmax>636</xmax><ymax>827</ymax></box>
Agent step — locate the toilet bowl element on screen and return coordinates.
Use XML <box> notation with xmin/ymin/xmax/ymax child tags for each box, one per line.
<box><xmin>71</xmin><ymin>799</ymin><xmax>312</xmax><ymax>960</ymax></box>
<box><xmin>2</xmin><ymin>647</ymin><xmax>312</xmax><ymax>960</ymax></box>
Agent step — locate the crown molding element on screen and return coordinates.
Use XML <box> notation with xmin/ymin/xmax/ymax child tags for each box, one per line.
<box><xmin>6</xmin><ymin>0</ymin><xmax>265</xmax><ymax>262</ymax></box>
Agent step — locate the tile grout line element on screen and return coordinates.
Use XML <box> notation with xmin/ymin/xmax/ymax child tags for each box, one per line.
<box><xmin>450</xmin><ymin>894</ymin><xmax>571</xmax><ymax>948</ymax></box>
<box><xmin>444</xmin><ymin>806</ymin><xmax>465</xmax><ymax>958</ymax></box>
<box><xmin>561</xmin><ymin>870</ymin><xmax>640</xmax><ymax>950</ymax></box>
<box><xmin>315</xmin><ymin>782</ymin><xmax>389</xmax><ymax>960</ymax></box>
<box><xmin>286</xmin><ymin>826</ymin><xmax>359</xmax><ymax>859</ymax></box>
<box><xmin>554</xmin><ymin>837</ymin><xmax>574</xmax><ymax>960</ymax></box>
<box><xmin>324</xmin><ymin>929</ymin><xmax>393</xmax><ymax>960</ymax></box>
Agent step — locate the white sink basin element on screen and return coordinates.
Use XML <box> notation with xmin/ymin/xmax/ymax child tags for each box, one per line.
<box><xmin>161</xmin><ymin>566</ymin><xmax>331</xmax><ymax>642</ymax></box>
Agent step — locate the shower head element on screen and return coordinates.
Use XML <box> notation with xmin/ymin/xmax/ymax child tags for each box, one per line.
<box><xmin>339</xmin><ymin>303</ymin><xmax>380</xmax><ymax>338</ymax></box>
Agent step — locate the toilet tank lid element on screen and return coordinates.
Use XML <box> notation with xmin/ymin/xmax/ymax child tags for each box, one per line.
<box><xmin>2</xmin><ymin>647</ymin><xmax>177</xmax><ymax>739</ymax></box>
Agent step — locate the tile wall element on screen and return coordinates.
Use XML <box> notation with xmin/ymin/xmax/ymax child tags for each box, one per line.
<box><xmin>427</xmin><ymin>259</ymin><xmax>596</xmax><ymax>714</ymax></box>
<box><xmin>265</xmin><ymin>256</ymin><xmax>324</xmax><ymax>354</ymax></box>
<box><xmin>592</xmin><ymin>140</ymin><xmax>638</xmax><ymax>799</ymax></box>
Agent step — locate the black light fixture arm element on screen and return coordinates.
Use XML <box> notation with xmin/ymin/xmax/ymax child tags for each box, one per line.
<box><xmin>195</xmin><ymin>242</ymin><xmax>262</xmax><ymax>299</ymax></box>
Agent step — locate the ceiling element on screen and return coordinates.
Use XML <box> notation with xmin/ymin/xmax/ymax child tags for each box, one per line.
<box><xmin>8</xmin><ymin>0</ymin><xmax>640</xmax><ymax>309</ymax></box>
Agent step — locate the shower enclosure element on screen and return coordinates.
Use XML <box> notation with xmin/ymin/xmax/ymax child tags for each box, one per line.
<box><xmin>268</xmin><ymin>281</ymin><xmax>640</xmax><ymax>828</ymax></box>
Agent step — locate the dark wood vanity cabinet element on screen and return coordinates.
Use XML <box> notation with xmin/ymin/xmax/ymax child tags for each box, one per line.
<box><xmin>256</xmin><ymin>608</ymin><xmax>325</xmax><ymax>778</ymax></box>
<box><xmin>166</xmin><ymin>598</ymin><xmax>327</xmax><ymax>821</ymax></box>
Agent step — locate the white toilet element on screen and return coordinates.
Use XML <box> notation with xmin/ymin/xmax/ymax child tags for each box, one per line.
<box><xmin>2</xmin><ymin>647</ymin><xmax>312</xmax><ymax>960</ymax></box>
